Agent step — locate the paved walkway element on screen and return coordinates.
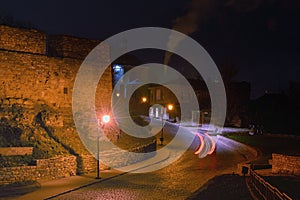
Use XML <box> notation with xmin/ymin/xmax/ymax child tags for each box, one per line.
<box><xmin>14</xmin><ymin>149</ymin><xmax>170</xmax><ymax>200</ymax></box>
<box><xmin>6</xmin><ymin>127</ymin><xmax>255</xmax><ymax>200</ymax></box>
<box><xmin>15</xmin><ymin>171</ymin><xmax>120</xmax><ymax>200</ymax></box>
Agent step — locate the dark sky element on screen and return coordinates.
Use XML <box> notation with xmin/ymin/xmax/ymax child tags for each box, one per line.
<box><xmin>1</xmin><ymin>0</ymin><xmax>300</xmax><ymax>99</ymax></box>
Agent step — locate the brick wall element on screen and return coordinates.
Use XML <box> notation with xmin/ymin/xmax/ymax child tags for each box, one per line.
<box><xmin>271</xmin><ymin>153</ymin><xmax>300</xmax><ymax>175</ymax></box>
<box><xmin>0</xmin><ymin>155</ymin><xmax>76</xmax><ymax>185</ymax></box>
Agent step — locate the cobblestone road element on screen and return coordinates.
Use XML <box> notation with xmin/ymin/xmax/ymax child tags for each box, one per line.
<box><xmin>53</xmin><ymin>125</ymin><xmax>255</xmax><ymax>200</ymax></box>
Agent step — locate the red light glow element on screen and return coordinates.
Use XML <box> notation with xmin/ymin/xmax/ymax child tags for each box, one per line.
<box><xmin>194</xmin><ymin>133</ymin><xmax>204</xmax><ymax>155</ymax></box>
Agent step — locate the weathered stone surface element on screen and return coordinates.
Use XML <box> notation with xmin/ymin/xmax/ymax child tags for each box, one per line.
<box><xmin>271</xmin><ymin>153</ymin><xmax>300</xmax><ymax>175</ymax></box>
<box><xmin>0</xmin><ymin>147</ymin><xmax>33</xmax><ymax>156</ymax></box>
<box><xmin>0</xmin><ymin>25</ymin><xmax>46</xmax><ymax>54</ymax></box>
<box><xmin>0</xmin><ymin>24</ymin><xmax>119</xmax><ymax>149</ymax></box>
<box><xmin>0</xmin><ymin>25</ymin><xmax>157</xmax><ymax>185</ymax></box>
<box><xmin>48</xmin><ymin>34</ymin><xmax>103</xmax><ymax>59</ymax></box>
<box><xmin>0</xmin><ymin>155</ymin><xmax>76</xmax><ymax>185</ymax></box>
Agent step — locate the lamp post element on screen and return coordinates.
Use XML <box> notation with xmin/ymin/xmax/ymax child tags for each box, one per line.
<box><xmin>160</xmin><ymin>107</ymin><xmax>165</xmax><ymax>145</ymax></box>
<box><xmin>160</xmin><ymin>104</ymin><xmax>174</xmax><ymax>146</ymax></box>
<box><xmin>167</xmin><ymin>104</ymin><xmax>174</xmax><ymax>120</ymax></box>
<box><xmin>96</xmin><ymin>114</ymin><xmax>110</xmax><ymax>179</ymax></box>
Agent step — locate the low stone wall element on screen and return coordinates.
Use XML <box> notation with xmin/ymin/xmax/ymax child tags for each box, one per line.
<box><xmin>77</xmin><ymin>154</ymin><xmax>99</xmax><ymax>174</ymax></box>
<box><xmin>0</xmin><ymin>155</ymin><xmax>76</xmax><ymax>185</ymax></box>
<box><xmin>78</xmin><ymin>139</ymin><xmax>157</xmax><ymax>174</ymax></box>
<box><xmin>36</xmin><ymin>155</ymin><xmax>77</xmax><ymax>179</ymax></box>
<box><xmin>0</xmin><ymin>140</ymin><xmax>156</xmax><ymax>184</ymax></box>
<box><xmin>0</xmin><ymin>147</ymin><xmax>33</xmax><ymax>156</ymax></box>
<box><xmin>271</xmin><ymin>153</ymin><xmax>300</xmax><ymax>175</ymax></box>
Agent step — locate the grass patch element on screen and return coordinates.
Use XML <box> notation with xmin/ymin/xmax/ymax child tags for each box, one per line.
<box><xmin>224</xmin><ymin>132</ymin><xmax>300</xmax><ymax>163</ymax></box>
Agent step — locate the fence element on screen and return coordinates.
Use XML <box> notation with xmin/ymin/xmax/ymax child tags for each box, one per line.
<box><xmin>248</xmin><ymin>169</ymin><xmax>292</xmax><ymax>200</ymax></box>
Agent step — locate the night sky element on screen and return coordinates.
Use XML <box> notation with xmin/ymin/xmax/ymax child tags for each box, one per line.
<box><xmin>1</xmin><ymin>0</ymin><xmax>300</xmax><ymax>99</ymax></box>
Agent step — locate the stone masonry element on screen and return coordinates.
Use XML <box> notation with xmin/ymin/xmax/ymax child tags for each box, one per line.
<box><xmin>0</xmin><ymin>25</ymin><xmax>119</xmax><ymax>174</ymax></box>
<box><xmin>271</xmin><ymin>153</ymin><xmax>300</xmax><ymax>175</ymax></box>
<box><xmin>0</xmin><ymin>155</ymin><xmax>77</xmax><ymax>185</ymax></box>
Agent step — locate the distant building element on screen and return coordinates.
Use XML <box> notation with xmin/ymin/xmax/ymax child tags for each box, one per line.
<box><xmin>111</xmin><ymin>57</ymin><xmax>251</xmax><ymax>127</ymax></box>
<box><xmin>148</xmin><ymin>84</ymin><xmax>180</xmax><ymax>121</ymax></box>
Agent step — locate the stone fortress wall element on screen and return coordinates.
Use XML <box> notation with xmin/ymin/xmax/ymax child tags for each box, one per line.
<box><xmin>0</xmin><ymin>25</ymin><xmax>119</xmax><ymax>175</ymax></box>
<box><xmin>0</xmin><ymin>25</ymin><xmax>112</xmax><ymax>114</ymax></box>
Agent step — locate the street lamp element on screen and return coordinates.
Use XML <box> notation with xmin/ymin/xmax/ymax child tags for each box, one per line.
<box><xmin>96</xmin><ymin>114</ymin><xmax>110</xmax><ymax>179</ymax></box>
<box><xmin>160</xmin><ymin>104</ymin><xmax>174</xmax><ymax>146</ymax></box>
<box><xmin>167</xmin><ymin>104</ymin><xmax>174</xmax><ymax>111</ymax></box>
<box><xmin>141</xmin><ymin>97</ymin><xmax>147</xmax><ymax>103</ymax></box>
<box><xmin>167</xmin><ymin>104</ymin><xmax>174</xmax><ymax>121</ymax></box>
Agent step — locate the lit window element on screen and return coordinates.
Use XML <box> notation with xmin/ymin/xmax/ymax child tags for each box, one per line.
<box><xmin>113</xmin><ymin>65</ymin><xmax>122</xmax><ymax>72</ymax></box>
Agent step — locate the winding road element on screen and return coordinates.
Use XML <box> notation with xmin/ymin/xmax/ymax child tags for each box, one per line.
<box><xmin>52</xmin><ymin>123</ymin><xmax>256</xmax><ymax>200</ymax></box>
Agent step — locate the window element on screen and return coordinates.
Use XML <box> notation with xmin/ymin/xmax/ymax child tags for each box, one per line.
<box><xmin>112</xmin><ymin>64</ymin><xmax>124</xmax><ymax>87</ymax></box>
<box><xmin>63</xmin><ymin>87</ymin><xmax>68</xmax><ymax>94</ymax></box>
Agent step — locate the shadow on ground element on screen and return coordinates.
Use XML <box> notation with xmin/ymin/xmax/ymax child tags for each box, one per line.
<box><xmin>187</xmin><ymin>174</ymin><xmax>252</xmax><ymax>200</ymax></box>
<box><xmin>0</xmin><ymin>180</ymin><xmax>40</xmax><ymax>198</ymax></box>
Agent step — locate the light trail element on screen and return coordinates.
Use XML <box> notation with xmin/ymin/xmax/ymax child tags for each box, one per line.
<box><xmin>194</xmin><ymin>132</ymin><xmax>216</xmax><ymax>158</ymax></box>
<box><xmin>204</xmin><ymin>132</ymin><xmax>216</xmax><ymax>155</ymax></box>
<box><xmin>194</xmin><ymin>133</ymin><xmax>204</xmax><ymax>155</ymax></box>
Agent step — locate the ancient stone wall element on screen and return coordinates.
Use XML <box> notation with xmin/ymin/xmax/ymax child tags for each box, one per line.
<box><xmin>0</xmin><ymin>24</ymin><xmax>111</xmax><ymax>111</ymax></box>
<box><xmin>271</xmin><ymin>153</ymin><xmax>300</xmax><ymax>175</ymax></box>
<box><xmin>0</xmin><ymin>155</ymin><xmax>76</xmax><ymax>185</ymax></box>
<box><xmin>48</xmin><ymin>34</ymin><xmax>101</xmax><ymax>59</ymax></box>
<box><xmin>0</xmin><ymin>25</ymin><xmax>120</xmax><ymax>175</ymax></box>
<box><xmin>0</xmin><ymin>50</ymin><xmax>113</xmax><ymax>112</ymax></box>
<box><xmin>0</xmin><ymin>25</ymin><xmax>159</xmax><ymax>180</ymax></box>
<box><xmin>0</xmin><ymin>25</ymin><xmax>46</xmax><ymax>54</ymax></box>
<box><xmin>0</xmin><ymin>50</ymin><xmax>77</xmax><ymax>108</ymax></box>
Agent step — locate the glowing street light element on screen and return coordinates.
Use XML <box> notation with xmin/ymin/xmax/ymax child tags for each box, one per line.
<box><xmin>167</xmin><ymin>104</ymin><xmax>174</xmax><ymax>111</ymax></box>
<box><xmin>102</xmin><ymin>115</ymin><xmax>110</xmax><ymax>124</ymax></box>
<box><xmin>96</xmin><ymin>114</ymin><xmax>110</xmax><ymax>179</ymax></box>
<box><xmin>141</xmin><ymin>97</ymin><xmax>147</xmax><ymax>103</ymax></box>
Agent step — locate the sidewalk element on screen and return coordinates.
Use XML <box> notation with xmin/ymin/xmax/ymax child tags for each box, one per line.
<box><xmin>15</xmin><ymin>170</ymin><xmax>120</xmax><ymax>200</ymax></box>
<box><xmin>14</xmin><ymin>149</ymin><xmax>170</xmax><ymax>200</ymax></box>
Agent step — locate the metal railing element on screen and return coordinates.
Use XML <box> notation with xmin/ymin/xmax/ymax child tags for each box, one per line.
<box><xmin>248</xmin><ymin>169</ymin><xmax>293</xmax><ymax>200</ymax></box>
